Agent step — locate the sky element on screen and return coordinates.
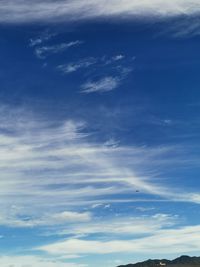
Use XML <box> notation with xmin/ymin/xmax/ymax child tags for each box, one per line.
<box><xmin>1</xmin><ymin>1</ymin><xmax>200</xmax><ymax>267</ymax></box>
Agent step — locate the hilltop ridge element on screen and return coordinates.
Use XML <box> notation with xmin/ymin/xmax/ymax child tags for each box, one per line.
<box><xmin>117</xmin><ymin>255</ymin><xmax>200</xmax><ymax>267</ymax></box>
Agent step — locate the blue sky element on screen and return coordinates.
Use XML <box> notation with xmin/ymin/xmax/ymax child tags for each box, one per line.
<box><xmin>1</xmin><ymin>1</ymin><xmax>200</xmax><ymax>267</ymax></box>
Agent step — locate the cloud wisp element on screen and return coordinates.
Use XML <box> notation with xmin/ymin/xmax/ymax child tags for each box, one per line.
<box><xmin>1</xmin><ymin>0</ymin><xmax>200</xmax><ymax>24</ymax></box>
<box><xmin>51</xmin><ymin>213</ymin><xmax>178</xmax><ymax>238</ymax></box>
<box><xmin>35</xmin><ymin>40</ymin><xmax>83</xmax><ymax>59</ymax></box>
<box><xmin>39</xmin><ymin>224</ymin><xmax>200</xmax><ymax>256</ymax></box>
<box><xmin>81</xmin><ymin>76</ymin><xmax>120</xmax><ymax>93</ymax></box>
<box><xmin>57</xmin><ymin>58</ymin><xmax>96</xmax><ymax>74</ymax></box>
<box><xmin>0</xmin><ymin>104</ymin><xmax>200</xmax><ymax>231</ymax></box>
<box><xmin>55</xmin><ymin>54</ymin><xmax>133</xmax><ymax>93</ymax></box>
<box><xmin>80</xmin><ymin>65</ymin><xmax>132</xmax><ymax>93</ymax></box>
<box><xmin>0</xmin><ymin>255</ymin><xmax>86</xmax><ymax>267</ymax></box>
<box><xmin>29</xmin><ymin>30</ymin><xmax>56</xmax><ymax>47</ymax></box>
<box><xmin>0</xmin><ymin>210</ymin><xmax>91</xmax><ymax>228</ymax></box>
<box><xmin>2</xmin><ymin>1</ymin><xmax>200</xmax><ymax>38</ymax></box>
<box><xmin>1</xmin><ymin>104</ymin><xmax>200</xmax><ymax>263</ymax></box>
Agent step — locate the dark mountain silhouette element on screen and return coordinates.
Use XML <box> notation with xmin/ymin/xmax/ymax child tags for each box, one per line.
<box><xmin>117</xmin><ymin>255</ymin><xmax>200</xmax><ymax>267</ymax></box>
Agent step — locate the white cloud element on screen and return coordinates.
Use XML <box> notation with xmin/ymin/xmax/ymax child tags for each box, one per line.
<box><xmin>0</xmin><ymin>104</ymin><xmax>200</xmax><ymax>263</ymax></box>
<box><xmin>104</xmin><ymin>55</ymin><xmax>125</xmax><ymax>65</ymax></box>
<box><xmin>136</xmin><ymin>206</ymin><xmax>155</xmax><ymax>212</ymax></box>
<box><xmin>57</xmin><ymin>58</ymin><xmax>96</xmax><ymax>74</ymax></box>
<box><xmin>0</xmin><ymin>104</ymin><xmax>199</xmax><ymax>230</ymax></box>
<box><xmin>35</xmin><ymin>41</ymin><xmax>83</xmax><ymax>59</ymax></box>
<box><xmin>55</xmin><ymin>213</ymin><xmax>177</xmax><ymax>237</ymax></box>
<box><xmin>50</xmin><ymin>211</ymin><xmax>91</xmax><ymax>223</ymax></box>
<box><xmin>91</xmin><ymin>203</ymin><xmax>103</xmax><ymax>209</ymax></box>
<box><xmin>39</xmin><ymin>224</ymin><xmax>200</xmax><ymax>256</ymax></box>
<box><xmin>56</xmin><ymin>56</ymin><xmax>131</xmax><ymax>93</ymax></box>
<box><xmin>81</xmin><ymin>76</ymin><xmax>120</xmax><ymax>93</ymax></box>
<box><xmin>0</xmin><ymin>211</ymin><xmax>91</xmax><ymax>228</ymax></box>
<box><xmin>112</xmin><ymin>55</ymin><xmax>125</xmax><ymax>61</ymax></box>
<box><xmin>1</xmin><ymin>0</ymin><xmax>200</xmax><ymax>24</ymax></box>
<box><xmin>0</xmin><ymin>255</ymin><xmax>86</xmax><ymax>267</ymax></box>
<box><xmin>80</xmin><ymin>65</ymin><xmax>132</xmax><ymax>94</ymax></box>
<box><xmin>29</xmin><ymin>31</ymin><xmax>56</xmax><ymax>47</ymax></box>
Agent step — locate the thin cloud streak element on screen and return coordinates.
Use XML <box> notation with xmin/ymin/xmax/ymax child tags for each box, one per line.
<box><xmin>35</xmin><ymin>41</ymin><xmax>83</xmax><ymax>59</ymax></box>
<box><xmin>0</xmin><ymin>256</ymin><xmax>86</xmax><ymax>267</ymax></box>
<box><xmin>57</xmin><ymin>58</ymin><xmax>96</xmax><ymax>74</ymax></box>
<box><xmin>53</xmin><ymin>214</ymin><xmax>178</xmax><ymax>237</ymax></box>
<box><xmin>29</xmin><ymin>31</ymin><xmax>56</xmax><ymax>47</ymax></box>
<box><xmin>0</xmin><ymin>210</ymin><xmax>92</xmax><ymax>228</ymax></box>
<box><xmin>39</xmin><ymin>224</ymin><xmax>200</xmax><ymax>256</ymax></box>
<box><xmin>1</xmin><ymin>0</ymin><xmax>200</xmax><ymax>24</ymax></box>
<box><xmin>0</xmin><ymin>105</ymin><xmax>200</xmax><ymax>230</ymax></box>
<box><xmin>81</xmin><ymin>76</ymin><xmax>120</xmax><ymax>93</ymax></box>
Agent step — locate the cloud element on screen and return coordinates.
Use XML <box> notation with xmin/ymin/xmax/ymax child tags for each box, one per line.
<box><xmin>0</xmin><ymin>104</ymin><xmax>200</xmax><ymax>231</ymax></box>
<box><xmin>104</xmin><ymin>54</ymin><xmax>125</xmax><ymax>65</ymax></box>
<box><xmin>57</xmin><ymin>56</ymin><xmax>132</xmax><ymax>93</ymax></box>
<box><xmin>81</xmin><ymin>76</ymin><xmax>120</xmax><ymax>93</ymax></box>
<box><xmin>35</xmin><ymin>41</ymin><xmax>83</xmax><ymax>59</ymax></box>
<box><xmin>57</xmin><ymin>54</ymin><xmax>128</xmax><ymax>75</ymax></box>
<box><xmin>39</xmin><ymin>224</ymin><xmax>200</xmax><ymax>256</ymax></box>
<box><xmin>162</xmin><ymin>16</ymin><xmax>200</xmax><ymax>38</ymax></box>
<box><xmin>0</xmin><ymin>256</ymin><xmax>85</xmax><ymax>267</ymax></box>
<box><xmin>112</xmin><ymin>55</ymin><xmax>125</xmax><ymax>61</ymax></box>
<box><xmin>135</xmin><ymin>206</ymin><xmax>155</xmax><ymax>212</ymax></box>
<box><xmin>56</xmin><ymin>55</ymin><xmax>133</xmax><ymax>93</ymax></box>
<box><xmin>91</xmin><ymin>203</ymin><xmax>103</xmax><ymax>209</ymax></box>
<box><xmin>1</xmin><ymin>104</ymin><xmax>200</xmax><ymax>263</ymax></box>
<box><xmin>0</xmin><ymin>211</ymin><xmax>91</xmax><ymax>228</ymax></box>
<box><xmin>57</xmin><ymin>58</ymin><xmax>96</xmax><ymax>74</ymax></box>
<box><xmin>54</xmin><ymin>213</ymin><xmax>178</xmax><ymax>237</ymax></box>
<box><xmin>29</xmin><ymin>31</ymin><xmax>56</xmax><ymax>47</ymax></box>
<box><xmin>1</xmin><ymin>0</ymin><xmax>200</xmax><ymax>24</ymax></box>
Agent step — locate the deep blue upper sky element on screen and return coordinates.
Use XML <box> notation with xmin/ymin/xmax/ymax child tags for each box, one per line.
<box><xmin>1</xmin><ymin>1</ymin><xmax>200</xmax><ymax>267</ymax></box>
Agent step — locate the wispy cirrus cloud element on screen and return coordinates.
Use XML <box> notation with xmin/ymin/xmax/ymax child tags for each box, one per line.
<box><xmin>57</xmin><ymin>58</ymin><xmax>96</xmax><ymax>74</ymax></box>
<box><xmin>56</xmin><ymin>54</ymin><xmax>127</xmax><ymax>75</ymax></box>
<box><xmin>52</xmin><ymin>213</ymin><xmax>178</xmax><ymax>238</ymax></box>
<box><xmin>29</xmin><ymin>30</ymin><xmax>56</xmax><ymax>47</ymax></box>
<box><xmin>81</xmin><ymin>76</ymin><xmax>120</xmax><ymax>93</ymax></box>
<box><xmin>80</xmin><ymin>66</ymin><xmax>132</xmax><ymax>93</ymax></box>
<box><xmin>104</xmin><ymin>54</ymin><xmax>125</xmax><ymax>65</ymax></box>
<box><xmin>0</xmin><ymin>210</ymin><xmax>91</xmax><ymax>228</ymax></box>
<box><xmin>0</xmin><ymin>255</ymin><xmax>86</xmax><ymax>267</ymax></box>
<box><xmin>0</xmin><ymin>103</ymin><xmax>200</xmax><ymax>232</ymax></box>
<box><xmin>39</xmin><ymin>224</ymin><xmax>200</xmax><ymax>256</ymax></box>
<box><xmin>1</xmin><ymin>104</ymin><xmax>200</xmax><ymax>263</ymax></box>
<box><xmin>1</xmin><ymin>0</ymin><xmax>200</xmax><ymax>24</ymax></box>
<box><xmin>2</xmin><ymin>1</ymin><xmax>200</xmax><ymax>38</ymax></box>
<box><xmin>56</xmin><ymin>54</ymin><xmax>132</xmax><ymax>93</ymax></box>
<box><xmin>35</xmin><ymin>40</ymin><xmax>83</xmax><ymax>59</ymax></box>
